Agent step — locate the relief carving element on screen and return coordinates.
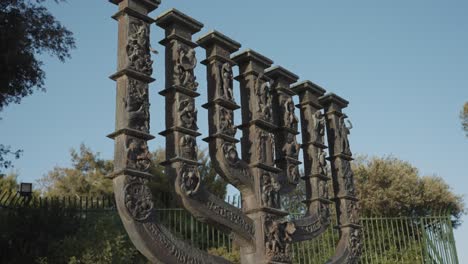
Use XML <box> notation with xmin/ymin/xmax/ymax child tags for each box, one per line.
<box><xmin>179</xmin><ymin>99</ymin><xmax>198</xmax><ymax>130</ymax></box>
<box><xmin>221</xmin><ymin>142</ymin><xmax>251</xmax><ymax>182</ymax></box>
<box><xmin>313</xmin><ymin>110</ymin><xmax>326</xmax><ymax>144</ymax></box>
<box><xmin>283</xmin><ymin>97</ymin><xmax>298</xmax><ymax>131</ymax></box>
<box><xmin>126</xmin><ymin>137</ymin><xmax>152</xmax><ymax>172</ymax></box>
<box><xmin>254</xmin><ymin>74</ymin><xmax>273</xmax><ymax>122</ymax></box>
<box><xmin>219</xmin><ymin>107</ymin><xmax>236</xmax><ymax>137</ymax></box>
<box><xmin>338</xmin><ymin>115</ymin><xmax>353</xmax><ymax>156</ymax></box>
<box><xmin>346</xmin><ymin>228</ymin><xmax>362</xmax><ymax>264</ymax></box>
<box><xmin>207</xmin><ymin>201</ymin><xmax>255</xmax><ymax>236</ymax></box>
<box><xmin>258</xmin><ymin>129</ymin><xmax>275</xmax><ymax>164</ymax></box>
<box><xmin>342</xmin><ymin>161</ymin><xmax>356</xmax><ymax>196</ymax></box>
<box><xmin>146</xmin><ymin>223</ymin><xmax>211</xmax><ymax>264</ymax></box>
<box><xmin>282</xmin><ymin>134</ymin><xmax>300</xmax><ymax>160</ymax></box>
<box><xmin>174</xmin><ymin>44</ymin><xmax>198</xmax><ymax>90</ymax></box>
<box><xmin>287</xmin><ymin>164</ymin><xmax>300</xmax><ymax>185</ymax></box>
<box><xmin>180</xmin><ymin>164</ymin><xmax>200</xmax><ymax>196</ymax></box>
<box><xmin>222</xmin><ymin>142</ymin><xmax>240</xmax><ymax>166</ymax></box>
<box><xmin>124</xmin><ymin>181</ymin><xmax>154</xmax><ymax>221</ymax></box>
<box><xmin>265</xmin><ymin>217</ymin><xmax>296</xmax><ymax>263</ymax></box>
<box><xmin>318</xmin><ymin>149</ymin><xmax>328</xmax><ymax>176</ymax></box>
<box><xmin>347</xmin><ymin>200</ymin><xmax>359</xmax><ymax>225</ymax></box>
<box><xmin>320</xmin><ymin>202</ymin><xmax>330</xmax><ymax>224</ymax></box>
<box><xmin>318</xmin><ymin>179</ymin><xmax>329</xmax><ymax>199</ymax></box>
<box><xmin>179</xmin><ymin>134</ymin><xmax>198</xmax><ymax>160</ymax></box>
<box><xmin>261</xmin><ymin>172</ymin><xmax>281</xmax><ymax>208</ymax></box>
<box><xmin>125</xmin><ymin>79</ymin><xmax>150</xmax><ymax>132</ymax></box>
<box><xmin>219</xmin><ymin>62</ymin><xmax>234</xmax><ymax>102</ymax></box>
<box><xmin>127</xmin><ymin>20</ymin><xmax>153</xmax><ymax>75</ymax></box>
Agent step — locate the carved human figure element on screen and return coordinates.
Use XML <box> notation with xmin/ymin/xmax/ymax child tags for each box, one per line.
<box><xmin>319</xmin><ymin>180</ymin><xmax>329</xmax><ymax>199</ymax></box>
<box><xmin>125</xmin><ymin>79</ymin><xmax>149</xmax><ymax>132</ymax></box>
<box><xmin>223</xmin><ymin>143</ymin><xmax>240</xmax><ymax>165</ymax></box>
<box><xmin>219</xmin><ymin>107</ymin><xmax>236</xmax><ymax>137</ymax></box>
<box><xmin>179</xmin><ymin>99</ymin><xmax>198</xmax><ymax>130</ymax></box>
<box><xmin>265</xmin><ymin>219</ymin><xmax>296</xmax><ymax>260</ymax></box>
<box><xmin>261</xmin><ymin>173</ymin><xmax>280</xmax><ymax>208</ymax></box>
<box><xmin>255</xmin><ymin>74</ymin><xmax>273</xmax><ymax>122</ymax></box>
<box><xmin>136</xmin><ymin>142</ymin><xmax>152</xmax><ymax>172</ymax></box>
<box><xmin>288</xmin><ymin>164</ymin><xmax>300</xmax><ymax>184</ymax></box>
<box><xmin>124</xmin><ymin>182</ymin><xmax>154</xmax><ymax>221</ymax></box>
<box><xmin>266</xmin><ymin>221</ymin><xmax>282</xmax><ymax>255</ymax></box>
<box><xmin>318</xmin><ymin>150</ymin><xmax>327</xmax><ymax>176</ymax></box>
<box><xmin>313</xmin><ymin>110</ymin><xmax>325</xmax><ymax>143</ymax></box>
<box><xmin>126</xmin><ymin>138</ymin><xmax>151</xmax><ymax>172</ymax></box>
<box><xmin>257</xmin><ymin>130</ymin><xmax>268</xmax><ymax>163</ymax></box>
<box><xmin>283</xmin><ymin>97</ymin><xmax>298</xmax><ymax>130</ymax></box>
<box><xmin>127</xmin><ymin>21</ymin><xmax>152</xmax><ymax>75</ymax></box>
<box><xmin>174</xmin><ymin>44</ymin><xmax>198</xmax><ymax>90</ymax></box>
<box><xmin>179</xmin><ymin>134</ymin><xmax>198</xmax><ymax>160</ymax></box>
<box><xmin>342</xmin><ymin>161</ymin><xmax>356</xmax><ymax>196</ymax></box>
<box><xmin>180</xmin><ymin>166</ymin><xmax>200</xmax><ymax>196</ymax></box>
<box><xmin>126</xmin><ymin>138</ymin><xmax>139</xmax><ymax>168</ymax></box>
<box><xmin>282</xmin><ymin>134</ymin><xmax>300</xmax><ymax>159</ymax></box>
<box><xmin>220</xmin><ymin>62</ymin><xmax>234</xmax><ymax>101</ymax></box>
<box><xmin>338</xmin><ymin>115</ymin><xmax>353</xmax><ymax>155</ymax></box>
<box><xmin>283</xmin><ymin>222</ymin><xmax>296</xmax><ymax>254</ymax></box>
<box><xmin>320</xmin><ymin>202</ymin><xmax>330</xmax><ymax>224</ymax></box>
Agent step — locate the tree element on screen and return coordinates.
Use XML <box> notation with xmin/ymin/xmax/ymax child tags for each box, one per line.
<box><xmin>38</xmin><ymin>144</ymin><xmax>228</xmax><ymax>203</ymax></box>
<box><xmin>0</xmin><ymin>145</ymin><xmax>23</xmax><ymax>173</ymax></box>
<box><xmin>461</xmin><ymin>102</ymin><xmax>468</xmax><ymax>137</ymax></box>
<box><xmin>37</xmin><ymin>144</ymin><xmax>114</xmax><ymax>198</ymax></box>
<box><xmin>353</xmin><ymin>155</ymin><xmax>465</xmax><ymax>227</ymax></box>
<box><xmin>281</xmin><ymin>155</ymin><xmax>464</xmax><ymax>227</ymax></box>
<box><xmin>0</xmin><ymin>172</ymin><xmax>19</xmax><ymax>193</ymax></box>
<box><xmin>0</xmin><ymin>0</ymin><xmax>75</xmax><ymax>110</ymax></box>
<box><xmin>0</xmin><ymin>0</ymin><xmax>76</xmax><ymax>172</ymax></box>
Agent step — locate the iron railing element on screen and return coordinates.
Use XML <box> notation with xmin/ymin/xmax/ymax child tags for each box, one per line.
<box><xmin>0</xmin><ymin>191</ymin><xmax>459</xmax><ymax>264</ymax></box>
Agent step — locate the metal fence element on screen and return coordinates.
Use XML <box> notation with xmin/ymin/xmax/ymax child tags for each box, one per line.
<box><xmin>0</xmin><ymin>191</ymin><xmax>459</xmax><ymax>264</ymax></box>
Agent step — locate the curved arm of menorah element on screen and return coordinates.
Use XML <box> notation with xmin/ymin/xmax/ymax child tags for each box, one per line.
<box><xmin>207</xmin><ymin>136</ymin><xmax>254</xmax><ymax>194</ymax></box>
<box><xmin>167</xmin><ymin>162</ymin><xmax>256</xmax><ymax>244</ymax></box>
<box><xmin>288</xmin><ymin>119</ymin><xmax>332</xmax><ymax>243</ymax></box>
<box><xmin>319</xmin><ymin>94</ymin><xmax>362</xmax><ymax>263</ymax></box>
<box><xmin>198</xmin><ymin>31</ymin><xmax>255</xmax><ymax>196</ymax></box>
<box><xmin>110</xmin><ymin>172</ymin><xmax>232</xmax><ymax>264</ymax></box>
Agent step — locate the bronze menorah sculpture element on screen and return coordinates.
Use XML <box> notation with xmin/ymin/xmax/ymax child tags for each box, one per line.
<box><xmin>107</xmin><ymin>1</ymin><xmax>361</xmax><ymax>263</ymax></box>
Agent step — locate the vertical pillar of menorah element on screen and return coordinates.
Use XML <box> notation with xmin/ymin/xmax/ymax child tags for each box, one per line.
<box><xmin>107</xmin><ymin>0</ymin><xmax>158</xmax><ymax>179</ymax></box>
<box><xmin>233</xmin><ymin>50</ymin><xmax>289</xmax><ymax>264</ymax></box>
<box><xmin>155</xmin><ymin>9</ymin><xmax>203</xmax><ymax>183</ymax></box>
<box><xmin>107</xmin><ymin>1</ymin><xmax>160</xmax><ymax>261</ymax></box>
<box><xmin>291</xmin><ymin>81</ymin><xmax>332</xmax><ymax>223</ymax></box>
<box><xmin>319</xmin><ymin>93</ymin><xmax>362</xmax><ymax>262</ymax></box>
<box><xmin>264</xmin><ymin>66</ymin><xmax>301</xmax><ymax>195</ymax></box>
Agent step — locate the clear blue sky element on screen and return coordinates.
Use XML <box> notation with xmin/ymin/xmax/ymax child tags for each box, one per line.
<box><xmin>1</xmin><ymin>0</ymin><xmax>467</xmax><ymax>261</ymax></box>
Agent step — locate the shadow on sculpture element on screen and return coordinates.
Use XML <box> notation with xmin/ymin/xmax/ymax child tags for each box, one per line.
<box><xmin>107</xmin><ymin>1</ymin><xmax>361</xmax><ymax>263</ymax></box>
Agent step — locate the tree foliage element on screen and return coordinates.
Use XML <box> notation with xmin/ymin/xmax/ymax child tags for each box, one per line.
<box><xmin>461</xmin><ymin>102</ymin><xmax>468</xmax><ymax>137</ymax></box>
<box><xmin>37</xmin><ymin>144</ymin><xmax>114</xmax><ymax>198</ymax></box>
<box><xmin>0</xmin><ymin>144</ymin><xmax>23</xmax><ymax>173</ymax></box>
<box><xmin>281</xmin><ymin>155</ymin><xmax>465</xmax><ymax>228</ymax></box>
<box><xmin>0</xmin><ymin>0</ymin><xmax>75</xmax><ymax>110</ymax></box>
<box><xmin>353</xmin><ymin>155</ymin><xmax>465</xmax><ymax>227</ymax></box>
<box><xmin>37</xmin><ymin>144</ymin><xmax>228</xmax><ymax>204</ymax></box>
<box><xmin>0</xmin><ymin>172</ymin><xmax>19</xmax><ymax>192</ymax></box>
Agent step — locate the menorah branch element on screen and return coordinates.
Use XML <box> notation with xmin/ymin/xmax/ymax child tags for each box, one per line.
<box><xmin>108</xmin><ymin>2</ymin><xmax>232</xmax><ymax>263</ymax></box>
<box><xmin>287</xmin><ymin>81</ymin><xmax>333</xmax><ymax>242</ymax></box>
<box><xmin>197</xmin><ymin>31</ymin><xmax>255</xmax><ymax>197</ymax></box>
<box><xmin>319</xmin><ymin>94</ymin><xmax>362</xmax><ymax>264</ymax></box>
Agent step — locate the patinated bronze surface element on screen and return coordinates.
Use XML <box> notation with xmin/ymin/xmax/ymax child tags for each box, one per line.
<box><xmin>108</xmin><ymin>1</ymin><xmax>361</xmax><ymax>263</ymax></box>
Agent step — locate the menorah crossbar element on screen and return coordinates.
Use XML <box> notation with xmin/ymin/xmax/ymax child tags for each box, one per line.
<box><xmin>107</xmin><ymin>1</ymin><xmax>362</xmax><ymax>263</ymax></box>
